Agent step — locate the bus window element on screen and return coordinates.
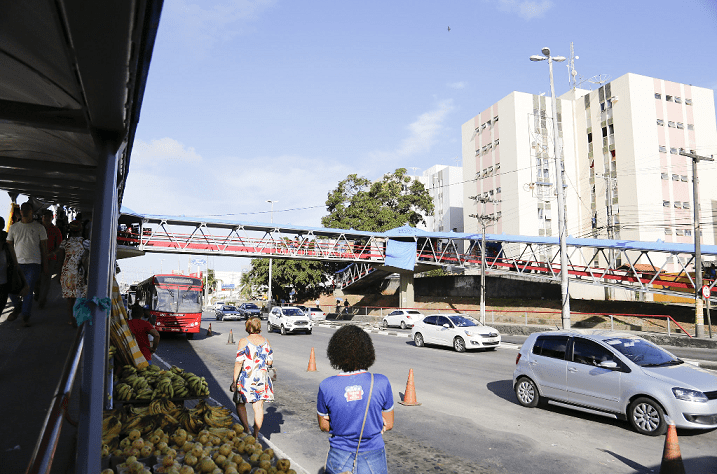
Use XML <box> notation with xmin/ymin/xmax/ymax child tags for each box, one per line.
<box><xmin>155</xmin><ymin>287</ymin><xmax>176</xmax><ymax>312</ymax></box>
<box><xmin>178</xmin><ymin>289</ymin><xmax>202</xmax><ymax>313</ymax></box>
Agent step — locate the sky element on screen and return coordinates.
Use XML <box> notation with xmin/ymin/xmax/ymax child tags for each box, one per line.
<box><xmin>4</xmin><ymin>0</ymin><xmax>717</xmax><ymax>284</ymax></box>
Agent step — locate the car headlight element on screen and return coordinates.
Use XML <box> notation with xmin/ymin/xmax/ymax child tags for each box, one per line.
<box><xmin>464</xmin><ymin>330</ymin><xmax>474</xmax><ymax>336</ymax></box>
<box><xmin>673</xmin><ymin>387</ymin><xmax>709</xmax><ymax>403</ymax></box>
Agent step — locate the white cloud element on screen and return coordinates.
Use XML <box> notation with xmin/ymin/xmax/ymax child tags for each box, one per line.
<box><xmin>448</xmin><ymin>81</ymin><xmax>467</xmax><ymax>90</ymax></box>
<box><xmin>370</xmin><ymin>100</ymin><xmax>455</xmax><ymax>162</ymax></box>
<box><xmin>133</xmin><ymin>138</ymin><xmax>203</xmax><ymax>164</ymax></box>
<box><xmin>160</xmin><ymin>0</ymin><xmax>276</xmax><ymax>57</ymax></box>
<box><xmin>496</xmin><ymin>0</ymin><xmax>553</xmax><ymax>20</ymax></box>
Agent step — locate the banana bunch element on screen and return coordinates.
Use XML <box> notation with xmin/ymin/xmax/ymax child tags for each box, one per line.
<box><xmin>130</xmin><ymin>375</ymin><xmax>149</xmax><ymax>392</ymax></box>
<box><xmin>121</xmin><ymin>365</ymin><xmax>137</xmax><ymax>379</ymax></box>
<box><xmin>101</xmin><ymin>415</ymin><xmax>122</xmax><ymax>446</ymax></box>
<box><xmin>134</xmin><ymin>387</ymin><xmax>153</xmax><ymax>400</ymax></box>
<box><xmin>121</xmin><ymin>414</ymin><xmax>148</xmax><ymax>435</ymax></box>
<box><xmin>202</xmin><ymin>405</ymin><xmax>233</xmax><ymax>428</ymax></box>
<box><xmin>185</xmin><ymin>374</ymin><xmax>210</xmax><ymax>397</ymax></box>
<box><xmin>177</xmin><ymin>410</ymin><xmax>204</xmax><ymax>435</ymax></box>
<box><xmin>170</xmin><ymin>365</ymin><xmax>185</xmax><ymax>375</ymax></box>
<box><xmin>154</xmin><ymin>376</ymin><xmax>175</xmax><ymax>398</ymax></box>
<box><xmin>114</xmin><ymin>383</ymin><xmax>135</xmax><ymax>401</ymax></box>
<box><xmin>148</xmin><ymin>398</ymin><xmax>176</xmax><ymax>415</ymax></box>
<box><xmin>108</xmin><ymin>345</ymin><xmax>116</xmax><ymax>359</ymax></box>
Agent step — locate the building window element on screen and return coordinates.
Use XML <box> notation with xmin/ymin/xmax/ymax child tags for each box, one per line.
<box><xmin>475</xmin><ymin>150</ymin><xmax>480</xmax><ymax>156</ymax></box>
<box><xmin>683</xmin><ymin>202</ymin><xmax>690</xmax><ymax>209</ymax></box>
<box><xmin>681</xmin><ymin>175</ymin><xmax>688</xmax><ymax>182</ymax></box>
<box><xmin>674</xmin><ymin>202</ymin><xmax>682</xmax><ymax>209</ymax></box>
<box><xmin>497</xmin><ymin>187</ymin><xmax>501</xmax><ymax>193</ymax></box>
<box><xmin>600</xmin><ymin>102</ymin><xmax>606</xmax><ymax>112</ymax></box>
<box><xmin>494</xmin><ymin>138</ymin><xmax>500</xmax><ymax>147</ymax></box>
<box><xmin>661</xmin><ymin>173</ymin><xmax>668</xmax><ymax>180</ymax></box>
<box><xmin>687</xmin><ymin>124</ymin><xmax>694</xmax><ymax>131</ymax></box>
<box><xmin>685</xmin><ymin>98</ymin><xmax>693</xmax><ymax>105</ymax></box>
<box><xmin>668</xmin><ymin>121</ymin><xmax>676</xmax><ymax>128</ymax></box>
<box><xmin>675</xmin><ymin>97</ymin><xmax>682</xmax><ymax>104</ymax></box>
<box><xmin>665</xmin><ymin>227</ymin><xmax>672</xmax><ymax>235</ymax></box>
<box><xmin>655</xmin><ymin>93</ymin><xmax>662</xmax><ymax>99</ymax></box>
<box><xmin>666</xmin><ymin>95</ymin><xmax>673</xmax><ymax>102</ymax></box>
<box><xmin>659</xmin><ymin>145</ymin><xmax>667</xmax><ymax>153</ymax></box>
<box><xmin>663</xmin><ymin>201</ymin><xmax>670</xmax><ymax>207</ymax></box>
<box><xmin>675</xmin><ymin>229</ymin><xmax>684</xmax><ymax>236</ymax></box>
<box><xmin>656</xmin><ymin>119</ymin><xmax>664</xmax><ymax>126</ymax></box>
<box><xmin>497</xmin><ymin>211</ymin><xmax>502</xmax><ymax>218</ymax></box>
<box><xmin>672</xmin><ymin>174</ymin><xmax>679</xmax><ymax>181</ymax></box>
<box><xmin>685</xmin><ymin>229</ymin><xmax>692</xmax><ymax>236</ymax></box>
<box><xmin>670</xmin><ymin>147</ymin><xmax>678</xmax><ymax>154</ymax></box>
<box><xmin>677</xmin><ymin>122</ymin><xmax>684</xmax><ymax>129</ymax></box>
<box><xmin>493</xmin><ymin>116</ymin><xmax>499</xmax><ymax>123</ymax></box>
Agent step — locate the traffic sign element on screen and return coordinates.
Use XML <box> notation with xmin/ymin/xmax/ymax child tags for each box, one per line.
<box><xmin>191</xmin><ymin>257</ymin><xmax>207</xmax><ymax>266</ymax></box>
<box><xmin>701</xmin><ymin>285</ymin><xmax>711</xmax><ymax>299</ymax></box>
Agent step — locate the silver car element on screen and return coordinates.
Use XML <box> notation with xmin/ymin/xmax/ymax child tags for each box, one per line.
<box><xmin>513</xmin><ymin>330</ymin><xmax>717</xmax><ymax>435</ymax></box>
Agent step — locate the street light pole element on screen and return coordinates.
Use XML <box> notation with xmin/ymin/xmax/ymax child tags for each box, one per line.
<box><xmin>531</xmin><ymin>47</ymin><xmax>571</xmax><ymax>329</ymax></box>
<box><xmin>469</xmin><ymin>196</ymin><xmax>500</xmax><ymax>325</ymax></box>
<box><xmin>267</xmin><ymin>200</ymin><xmax>277</xmax><ymax>307</ymax></box>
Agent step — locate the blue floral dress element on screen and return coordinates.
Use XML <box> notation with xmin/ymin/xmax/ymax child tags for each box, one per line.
<box><xmin>234</xmin><ymin>340</ymin><xmax>274</xmax><ymax>403</ymax></box>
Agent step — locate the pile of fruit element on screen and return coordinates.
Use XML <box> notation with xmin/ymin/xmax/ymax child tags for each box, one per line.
<box><xmin>101</xmin><ymin>401</ymin><xmax>296</xmax><ymax>473</ymax></box>
<box><xmin>114</xmin><ymin>365</ymin><xmax>210</xmax><ymax>401</ymax></box>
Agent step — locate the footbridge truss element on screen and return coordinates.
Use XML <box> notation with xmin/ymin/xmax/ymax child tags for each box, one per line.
<box><xmin>118</xmin><ymin>210</ymin><xmax>717</xmax><ymax>300</ymax></box>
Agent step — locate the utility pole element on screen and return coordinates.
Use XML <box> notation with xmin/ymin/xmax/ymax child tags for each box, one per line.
<box><xmin>469</xmin><ymin>195</ymin><xmax>500</xmax><ymax>325</ymax></box>
<box><xmin>266</xmin><ymin>200</ymin><xmax>277</xmax><ymax>307</ymax></box>
<box><xmin>596</xmin><ymin>172</ymin><xmax>617</xmax><ymax>300</ymax></box>
<box><xmin>680</xmin><ymin>151</ymin><xmax>714</xmax><ymax>338</ymax></box>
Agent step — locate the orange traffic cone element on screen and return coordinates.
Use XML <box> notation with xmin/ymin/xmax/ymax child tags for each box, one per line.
<box><xmin>660</xmin><ymin>421</ymin><xmax>685</xmax><ymax>474</ymax></box>
<box><xmin>307</xmin><ymin>347</ymin><xmax>317</xmax><ymax>372</ymax></box>
<box><xmin>207</xmin><ymin>323</ymin><xmax>212</xmax><ymax>337</ymax></box>
<box><xmin>227</xmin><ymin>329</ymin><xmax>235</xmax><ymax>344</ymax></box>
<box><xmin>398</xmin><ymin>368</ymin><xmax>421</xmax><ymax>406</ymax></box>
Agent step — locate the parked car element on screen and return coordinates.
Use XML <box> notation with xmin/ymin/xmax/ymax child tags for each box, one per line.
<box><xmin>411</xmin><ymin>314</ymin><xmax>501</xmax><ymax>352</ymax></box>
<box><xmin>237</xmin><ymin>302</ymin><xmax>262</xmax><ymax>320</ymax></box>
<box><xmin>382</xmin><ymin>309</ymin><xmax>424</xmax><ymax>329</ymax></box>
<box><xmin>215</xmin><ymin>305</ymin><xmax>242</xmax><ymax>321</ymax></box>
<box><xmin>513</xmin><ymin>330</ymin><xmax>717</xmax><ymax>436</ymax></box>
<box><xmin>305</xmin><ymin>307</ymin><xmax>326</xmax><ymax>321</ymax></box>
<box><xmin>267</xmin><ymin>306</ymin><xmax>313</xmax><ymax>335</ymax></box>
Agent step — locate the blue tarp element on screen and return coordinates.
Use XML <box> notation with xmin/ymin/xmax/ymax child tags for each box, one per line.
<box><xmin>385</xmin><ymin>239</ymin><xmax>417</xmax><ymax>271</ymax></box>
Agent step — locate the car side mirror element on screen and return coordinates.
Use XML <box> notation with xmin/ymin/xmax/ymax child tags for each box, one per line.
<box><xmin>598</xmin><ymin>360</ymin><xmax>618</xmax><ymax>369</ymax></box>
<box><xmin>443</xmin><ymin>324</ymin><xmax>450</xmax><ymax>328</ymax></box>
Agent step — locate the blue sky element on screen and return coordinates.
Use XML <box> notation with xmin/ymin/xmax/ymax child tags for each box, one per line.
<box><xmin>5</xmin><ymin>0</ymin><xmax>717</xmax><ymax>283</ymax></box>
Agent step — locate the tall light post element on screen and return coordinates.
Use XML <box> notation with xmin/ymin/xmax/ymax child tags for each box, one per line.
<box><xmin>531</xmin><ymin>47</ymin><xmax>571</xmax><ymax>329</ymax></box>
<box><xmin>267</xmin><ymin>200</ymin><xmax>277</xmax><ymax>306</ymax></box>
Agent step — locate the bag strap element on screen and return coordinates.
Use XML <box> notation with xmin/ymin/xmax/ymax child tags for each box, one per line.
<box><xmin>351</xmin><ymin>373</ymin><xmax>374</xmax><ymax>473</ymax></box>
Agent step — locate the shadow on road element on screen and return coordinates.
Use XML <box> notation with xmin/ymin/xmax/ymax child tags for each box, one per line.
<box><xmin>262</xmin><ymin>406</ymin><xmax>285</xmax><ymax>440</ymax></box>
<box><xmin>486</xmin><ymin>379</ymin><xmax>515</xmax><ymax>403</ymax></box>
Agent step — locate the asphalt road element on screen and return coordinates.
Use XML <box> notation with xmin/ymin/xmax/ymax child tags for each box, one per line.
<box><xmin>151</xmin><ymin>312</ymin><xmax>717</xmax><ymax>474</ymax></box>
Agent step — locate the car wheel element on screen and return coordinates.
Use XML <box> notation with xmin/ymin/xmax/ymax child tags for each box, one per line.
<box><xmin>414</xmin><ymin>333</ymin><xmax>424</xmax><ymax>347</ymax></box>
<box><xmin>280</xmin><ymin>325</ymin><xmax>286</xmax><ymax>335</ymax></box>
<box><xmin>307</xmin><ymin>329</ymin><xmax>312</xmax><ymax>335</ymax></box>
<box><xmin>515</xmin><ymin>377</ymin><xmax>540</xmax><ymax>408</ymax></box>
<box><xmin>629</xmin><ymin>397</ymin><xmax>667</xmax><ymax>436</ymax></box>
<box><xmin>267</xmin><ymin>321</ymin><xmax>272</xmax><ymax>332</ymax></box>
<box><xmin>400</xmin><ymin>321</ymin><xmax>407</xmax><ymax>330</ymax></box>
<box><xmin>216</xmin><ymin>314</ymin><xmax>220</xmax><ymax>321</ymax></box>
<box><xmin>453</xmin><ymin>336</ymin><xmax>466</xmax><ymax>352</ymax></box>
<box><xmin>382</xmin><ymin>319</ymin><xmax>388</xmax><ymax>328</ymax></box>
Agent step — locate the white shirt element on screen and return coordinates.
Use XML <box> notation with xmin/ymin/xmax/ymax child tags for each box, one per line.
<box><xmin>7</xmin><ymin>221</ymin><xmax>47</xmax><ymax>265</ymax></box>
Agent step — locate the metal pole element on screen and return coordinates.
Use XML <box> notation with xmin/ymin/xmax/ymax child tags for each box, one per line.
<box><xmin>267</xmin><ymin>200</ymin><xmax>276</xmax><ymax>307</ymax></box>
<box><xmin>548</xmin><ymin>54</ymin><xmax>571</xmax><ymax>329</ymax></box>
<box><xmin>707</xmin><ymin>297</ymin><xmax>712</xmax><ymax>338</ymax></box>
<box><xmin>480</xmin><ymin>212</ymin><xmax>486</xmax><ymax>325</ymax></box>
<box><xmin>77</xmin><ymin>137</ymin><xmax>119</xmax><ymax>474</ymax></box>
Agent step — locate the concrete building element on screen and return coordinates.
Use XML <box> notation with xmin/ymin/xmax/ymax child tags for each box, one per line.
<box><xmin>416</xmin><ymin>164</ymin><xmax>464</xmax><ymax>234</ymax></box>
<box><xmin>462</xmin><ymin>73</ymin><xmax>717</xmax><ymax>271</ymax></box>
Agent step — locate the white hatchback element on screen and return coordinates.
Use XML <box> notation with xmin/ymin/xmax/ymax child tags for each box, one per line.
<box><xmin>382</xmin><ymin>309</ymin><xmax>424</xmax><ymax>329</ymax></box>
<box><xmin>411</xmin><ymin>314</ymin><xmax>501</xmax><ymax>352</ymax></box>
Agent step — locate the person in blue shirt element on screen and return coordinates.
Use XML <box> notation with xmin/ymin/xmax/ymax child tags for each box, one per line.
<box><xmin>317</xmin><ymin>325</ymin><xmax>394</xmax><ymax>474</ymax></box>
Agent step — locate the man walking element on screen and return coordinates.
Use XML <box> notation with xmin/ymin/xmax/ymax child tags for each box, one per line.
<box><xmin>35</xmin><ymin>209</ymin><xmax>62</xmax><ymax>308</ymax></box>
<box><xmin>7</xmin><ymin>202</ymin><xmax>48</xmax><ymax>326</ymax></box>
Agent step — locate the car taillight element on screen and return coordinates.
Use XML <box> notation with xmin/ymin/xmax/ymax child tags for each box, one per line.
<box><xmin>516</xmin><ymin>353</ymin><xmax>521</xmax><ymax>365</ymax></box>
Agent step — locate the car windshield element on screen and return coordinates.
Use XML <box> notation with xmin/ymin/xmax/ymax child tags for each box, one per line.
<box><xmin>407</xmin><ymin>311</ymin><xmax>422</xmax><ymax>315</ymax></box>
<box><xmin>309</xmin><ymin>308</ymin><xmax>321</xmax><ymax>312</ymax></box>
<box><xmin>283</xmin><ymin>308</ymin><xmax>304</xmax><ymax>316</ymax></box>
<box><xmin>605</xmin><ymin>337</ymin><xmax>681</xmax><ymax>367</ymax></box>
<box><xmin>224</xmin><ymin>306</ymin><xmax>236</xmax><ymax>311</ymax></box>
<box><xmin>447</xmin><ymin>315</ymin><xmax>480</xmax><ymax>327</ymax></box>
<box><xmin>244</xmin><ymin>304</ymin><xmax>259</xmax><ymax>309</ymax></box>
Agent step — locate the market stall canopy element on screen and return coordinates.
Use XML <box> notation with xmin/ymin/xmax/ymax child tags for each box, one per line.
<box><xmin>0</xmin><ymin>0</ymin><xmax>163</xmax><ymax>210</ymax></box>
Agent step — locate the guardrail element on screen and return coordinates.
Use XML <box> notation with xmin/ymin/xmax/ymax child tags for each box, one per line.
<box><xmin>25</xmin><ymin>325</ymin><xmax>85</xmax><ymax>474</ymax></box>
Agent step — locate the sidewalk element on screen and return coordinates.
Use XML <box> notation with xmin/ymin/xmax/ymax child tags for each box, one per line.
<box><xmin>0</xmin><ymin>278</ymin><xmax>79</xmax><ymax>474</ymax></box>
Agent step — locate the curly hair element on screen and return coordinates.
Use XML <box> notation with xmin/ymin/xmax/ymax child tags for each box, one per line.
<box><xmin>326</xmin><ymin>325</ymin><xmax>375</xmax><ymax>372</ymax></box>
<box><xmin>245</xmin><ymin>317</ymin><xmax>262</xmax><ymax>334</ymax></box>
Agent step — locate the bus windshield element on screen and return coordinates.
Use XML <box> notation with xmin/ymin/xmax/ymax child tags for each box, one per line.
<box><xmin>154</xmin><ymin>287</ymin><xmax>202</xmax><ymax>313</ymax></box>
<box><xmin>178</xmin><ymin>289</ymin><xmax>202</xmax><ymax>313</ymax></box>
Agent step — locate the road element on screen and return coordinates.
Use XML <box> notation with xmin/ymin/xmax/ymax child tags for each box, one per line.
<box><xmin>151</xmin><ymin>312</ymin><xmax>717</xmax><ymax>474</ymax></box>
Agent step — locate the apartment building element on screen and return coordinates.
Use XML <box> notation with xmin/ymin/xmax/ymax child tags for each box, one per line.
<box><xmin>416</xmin><ymin>164</ymin><xmax>464</xmax><ymax>234</ymax></box>
<box><xmin>462</xmin><ymin>73</ymin><xmax>717</xmax><ymax>269</ymax></box>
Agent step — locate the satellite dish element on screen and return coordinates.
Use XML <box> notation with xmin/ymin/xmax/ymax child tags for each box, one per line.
<box><xmin>588</xmin><ymin>74</ymin><xmax>611</xmax><ymax>85</ymax></box>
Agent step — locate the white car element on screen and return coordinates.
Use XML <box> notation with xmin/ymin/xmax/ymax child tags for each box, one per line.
<box><xmin>305</xmin><ymin>307</ymin><xmax>326</xmax><ymax>321</ymax></box>
<box><xmin>382</xmin><ymin>309</ymin><xmax>424</xmax><ymax>329</ymax></box>
<box><xmin>267</xmin><ymin>306</ymin><xmax>313</xmax><ymax>335</ymax></box>
<box><xmin>411</xmin><ymin>314</ymin><xmax>501</xmax><ymax>352</ymax></box>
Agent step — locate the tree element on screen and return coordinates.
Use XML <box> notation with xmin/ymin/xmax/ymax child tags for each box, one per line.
<box><xmin>204</xmin><ymin>268</ymin><xmax>217</xmax><ymax>294</ymax></box>
<box><xmin>322</xmin><ymin>168</ymin><xmax>434</xmax><ymax>232</ymax></box>
<box><xmin>244</xmin><ymin>258</ymin><xmax>328</xmax><ymax>303</ymax></box>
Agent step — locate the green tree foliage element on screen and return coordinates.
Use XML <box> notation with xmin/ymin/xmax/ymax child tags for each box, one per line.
<box><xmin>322</xmin><ymin>168</ymin><xmax>434</xmax><ymax>232</ymax></box>
<box><xmin>204</xmin><ymin>268</ymin><xmax>217</xmax><ymax>294</ymax></box>
<box><xmin>244</xmin><ymin>257</ymin><xmax>328</xmax><ymax>303</ymax></box>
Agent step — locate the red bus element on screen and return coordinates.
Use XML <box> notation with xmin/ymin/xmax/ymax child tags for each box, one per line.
<box><xmin>134</xmin><ymin>274</ymin><xmax>203</xmax><ymax>339</ymax></box>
